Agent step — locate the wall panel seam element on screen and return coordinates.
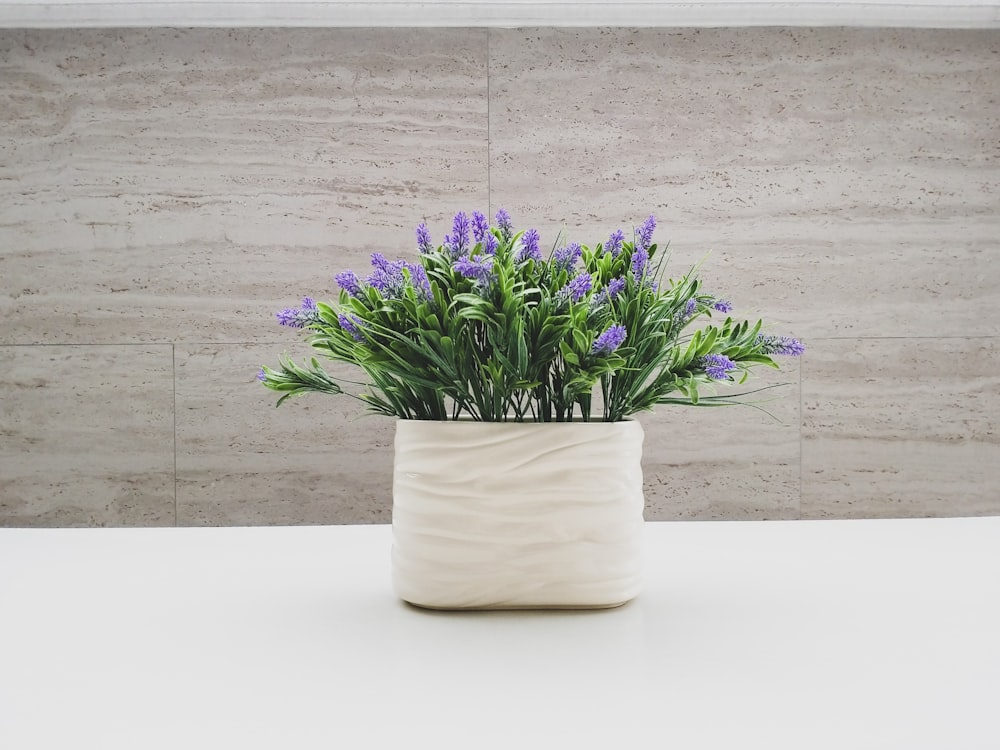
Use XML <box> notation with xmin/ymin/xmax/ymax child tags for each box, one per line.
<box><xmin>172</xmin><ymin>342</ymin><xmax>178</xmax><ymax>527</ymax></box>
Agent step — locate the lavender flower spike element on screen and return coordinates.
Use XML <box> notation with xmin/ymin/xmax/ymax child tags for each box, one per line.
<box><xmin>631</xmin><ymin>246</ymin><xmax>649</xmax><ymax>280</ymax></box>
<box><xmin>712</xmin><ymin>298</ymin><xmax>733</xmax><ymax>313</ymax></box>
<box><xmin>335</xmin><ymin>270</ymin><xmax>363</xmax><ymax>297</ymax></box>
<box><xmin>553</xmin><ymin>242</ymin><xmax>582</xmax><ymax>272</ymax></box>
<box><xmin>454</xmin><ymin>254</ymin><xmax>494</xmax><ymax>285</ymax></box>
<box><xmin>443</xmin><ymin>211</ymin><xmax>472</xmax><ymax>258</ymax></box>
<box><xmin>406</xmin><ymin>262</ymin><xmax>432</xmax><ymax>299</ymax></box>
<box><xmin>516</xmin><ymin>228</ymin><xmax>542</xmax><ymax>263</ymax></box>
<box><xmin>592</xmin><ymin>324</ymin><xmax>627</xmax><ymax>355</ymax></box>
<box><xmin>605</xmin><ymin>229</ymin><xmax>625</xmax><ymax>257</ymax></box>
<box><xmin>495</xmin><ymin>208</ymin><xmax>513</xmax><ymax>240</ymax></box>
<box><xmin>603</xmin><ymin>277</ymin><xmax>626</xmax><ymax>301</ymax></box>
<box><xmin>338</xmin><ymin>313</ymin><xmax>366</xmax><ymax>342</ymax></box>
<box><xmin>483</xmin><ymin>232</ymin><xmax>499</xmax><ymax>255</ymax></box>
<box><xmin>276</xmin><ymin>296</ymin><xmax>320</xmax><ymax>328</ymax></box>
<box><xmin>276</xmin><ymin>307</ymin><xmax>300</xmax><ymax>327</ymax></box>
<box><xmin>367</xmin><ymin>253</ymin><xmax>407</xmax><ymax>295</ymax></box>
<box><xmin>257</xmin><ymin>368</ymin><xmax>267</xmax><ymax>382</ymax></box>
<box><xmin>635</xmin><ymin>214</ymin><xmax>656</xmax><ymax>252</ymax></box>
<box><xmin>703</xmin><ymin>353</ymin><xmax>738</xmax><ymax>380</ymax></box>
<box><xmin>471</xmin><ymin>210</ymin><xmax>490</xmax><ymax>244</ymax></box>
<box><xmin>561</xmin><ymin>272</ymin><xmax>592</xmax><ymax>302</ymax></box>
<box><xmin>756</xmin><ymin>335</ymin><xmax>805</xmax><ymax>356</ymax></box>
<box><xmin>416</xmin><ymin>222</ymin><xmax>434</xmax><ymax>254</ymax></box>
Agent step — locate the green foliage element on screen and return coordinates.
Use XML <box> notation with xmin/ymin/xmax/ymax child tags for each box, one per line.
<box><xmin>259</xmin><ymin>214</ymin><xmax>800</xmax><ymax>421</ymax></box>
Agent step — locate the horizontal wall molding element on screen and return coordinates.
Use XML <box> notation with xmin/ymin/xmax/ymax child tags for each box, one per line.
<box><xmin>1</xmin><ymin>1</ymin><xmax>999</xmax><ymax>29</ymax></box>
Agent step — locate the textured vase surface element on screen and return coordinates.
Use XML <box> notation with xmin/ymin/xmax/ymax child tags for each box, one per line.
<box><xmin>391</xmin><ymin>419</ymin><xmax>645</xmax><ymax>610</ymax></box>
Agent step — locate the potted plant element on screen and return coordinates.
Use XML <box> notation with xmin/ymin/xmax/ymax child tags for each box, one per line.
<box><xmin>259</xmin><ymin>210</ymin><xmax>803</xmax><ymax>609</ymax></box>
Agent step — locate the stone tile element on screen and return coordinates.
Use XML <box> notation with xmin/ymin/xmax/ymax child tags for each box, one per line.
<box><xmin>0</xmin><ymin>345</ymin><xmax>175</xmax><ymax>526</ymax></box>
<box><xmin>0</xmin><ymin>28</ymin><xmax>488</xmax><ymax>344</ymax></box>
<box><xmin>175</xmin><ymin>343</ymin><xmax>396</xmax><ymax>525</ymax></box>
<box><xmin>641</xmin><ymin>357</ymin><xmax>801</xmax><ymax>521</ymax></box>
<box><xmin>488</xmin><ymin>28</ymin><xmax>1000</xmax><ymax>339</ymax></box>
<box><xmin>802</xmin><ymin>338</ymin><xmax>1000</xmax><ymax>518</ymax></box>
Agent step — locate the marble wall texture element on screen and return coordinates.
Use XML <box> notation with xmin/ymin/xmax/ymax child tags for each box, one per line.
<box><xmin>1</xmin><ymin>27</ymin><xmax>998</xmax><ymax>526</ymax></box>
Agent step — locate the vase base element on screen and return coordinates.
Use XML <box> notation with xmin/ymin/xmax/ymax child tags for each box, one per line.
<box><xmin>399</xmin><ymin>597</ymin><xmax>636</xmax><ymax>612</ymax></box>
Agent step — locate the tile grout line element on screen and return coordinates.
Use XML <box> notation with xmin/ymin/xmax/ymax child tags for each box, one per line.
<box><xmin>486</xmin><ymin>27</ymin><xmax>492</xmax><ymax>218</ymax></box>
<box><xmin>172</xmin><ymin>343</ymin><xmax>178</xmax><ymax>527</ymax></box>
<box><xmin>798</xmin><ymin>351</ymin><xmax>804</xmax><ymax>521</ymax></box>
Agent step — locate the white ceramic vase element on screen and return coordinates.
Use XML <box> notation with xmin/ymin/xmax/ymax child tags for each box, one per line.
<box><xmin>391</xmin><ymin>419</ymin><xmax>645</xmax><ymax>610</ymax></box>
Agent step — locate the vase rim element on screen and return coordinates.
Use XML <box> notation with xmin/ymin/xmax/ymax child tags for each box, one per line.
<box><xmin>394</xmin><ymin>417</ymin><xmax>643</xmax><ymax>435</ymax></box>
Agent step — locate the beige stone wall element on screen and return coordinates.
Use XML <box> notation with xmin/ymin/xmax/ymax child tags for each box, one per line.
<box><xmin>2</xmin><ymin>27</ymin><xmax>998</xmax><ymax>526</ymax></box>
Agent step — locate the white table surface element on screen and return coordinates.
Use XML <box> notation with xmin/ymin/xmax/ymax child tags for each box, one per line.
<box><xmin>1</xmin><ymin>518</ymin><xmax>998</xmax><ymax>749</ymax></box>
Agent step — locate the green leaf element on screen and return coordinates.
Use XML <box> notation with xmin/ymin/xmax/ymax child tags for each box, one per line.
<box><xmin>560</xmin><ymin>340</ymin><xmax>580</xmax><ymax>366</ymax></box>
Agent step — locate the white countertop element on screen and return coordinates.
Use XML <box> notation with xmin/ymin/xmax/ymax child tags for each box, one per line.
<box><xmin>1</xmin><ymin>518</ymin><xmax>998</xmax><ymax>749</ymax></box>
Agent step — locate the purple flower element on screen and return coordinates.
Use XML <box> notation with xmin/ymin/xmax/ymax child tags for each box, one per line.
<box><xmin>592</xmin><ymin>324</ymin><xmax>627</xmax><ymax>355</ymax></box>
<box><xmin>516</xmin><ymin>228</ymin><xmax>542</xmax><ymax>263</ymax></box>
<box><xmin>367</xmin><ymin>253</ymin><xmax>407</xmax><ymax>295</ymax></box>
<box><xmin>443</xmin><ymin>211</ymin><xmax>471</xmax><ymax>258</ymax></box>
<box><xmin>680</xmin><ymin>298</ymin><xmax>698</xmax><ymax>321</ymax></box>
<box><xmin>257</xmin><ymin>368</ymin><xmax>267</xmax><ymax>382</ymax></box>
<box><xmin>712</xmin><ymin>298</ymin><xmax>733</xmax><ymax>313</ymax></box>
<box><xmin>276</xmin><ymin>307</ymin><xmax>300</xmax><ymax>327</ymax></box>
<box><xmin>483</xmin><ymin>232</ymin><xmax>499</xmax><ymax>255</ymax></box>
<box><xmin>553</xmin><ymin>242</ymin><xmax>582</xmax><ymax>272</ymax></box>
<box><xmin>756</xmin><ymin>335</ymin><xmax>805</xmax><ymax>356</ymax></box>
<box><xmin>702</xmin><ymin>353</ymin><xmax>738</xmax><ymax>380</ymax></box>
<box><xmin>338</xmin><ymin>313</ymin><xmax>366</xmax><ymax>342</ymax></box>
<box><xmin>605</xmin><ymin>229</ymin><xmax>625</xmax><ymax>257</ymax></box>
<box><xmin>595</xmin><ymin>279</ymin><xmax>625</xmax><ymax>304</ymax></box>
<box><xmin>671</xmin><ymin>298</ymin><xmax>696</xmax><ymax>328</ymax></box>
<box><xmin>276</xmin><ymin>297</ymin><xmax>321</xmax><ymax>328</ymax></box>
<box><xmin>471</xmin><ymin>210</ymin><xmax>490</xmax><ymax>244</ymax></box>
<box><xmin>560</xmin><ymin>272</ymin><xmax>592</xmax><ymax>303</ymax></box>
<box><xmin>635</xmin><ymin>215</ymin><xmax>656</xmax><ymax>252</ymax></box>
<box><xmin>495</xmin><ymin>208</ymin><xmax>513</xmax><ymax>240</ymax></box>
<box><xmin>454</xmin><ymin>254</ymin><xmax>494</xmax><ymax>285</ymax></box>
<box><xmin>416</xmin><ymin>222</ymin><xmax>434</xmax><ymax>254</ymax></box>
<box><xmin>406</xmin><ymin>262</ymin><xmax>432</xmax><ymax>299</ymax></box>
<box><xmin>630</xmin><ymin>247</ymin><xmax>649</xmax><ymax>279</ymax></box>
<box><xmin>358</xmin><ymin>254</ymin><xmax>430</xmax><ymax>299</ymax></box>
<box><xmin>335</xmin><ymin>270</ymin><xmax>363</xmax><ymax>297</ymax></box>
